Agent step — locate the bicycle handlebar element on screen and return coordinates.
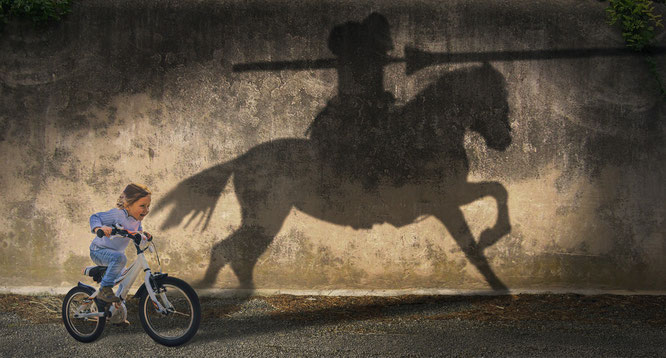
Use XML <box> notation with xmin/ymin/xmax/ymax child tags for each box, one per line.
<box><xmin>96</xmin><ymin>227</ymin><xmax>153</xmax><ymax>247</ymax></box>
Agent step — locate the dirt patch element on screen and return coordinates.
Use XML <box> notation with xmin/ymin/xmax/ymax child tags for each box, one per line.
<box><xmin>2</xmin><ymin>293</ymin><xmax>665</xmax><ymax>326</ymax></box>
<box><xmin>0</xmin><ymin>294</ymin><xmax>142</xmax><ymax>324</ymax></box>
<box><xmin>0</xmin><ymin>294</ymin><xmax>64</xmax><ymax>324</ymax></box>
<box><xmin>262</xmin><ymin>294</ymin><xmax>666</xmax><ymax>326</ymax></box>
<box><xmin>418</xmin><ymin>294</ymin><xmax>666</xmax><ymax>326</ymax></box>
<box><xmin>199</xmin><ymin>296</ymin><xmax>243</xmax><ymax>319</ymax></box>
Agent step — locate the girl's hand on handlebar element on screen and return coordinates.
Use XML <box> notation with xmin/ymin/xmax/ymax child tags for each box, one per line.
<box><xmin>143</xmin><ymin>231</ymin><xmax>152</xmax><ymax>240</ymax></box>
<box><xmin>97</xmin><ymin>226</ymin><xmax>113</xmax><ymax>237</ymax></box>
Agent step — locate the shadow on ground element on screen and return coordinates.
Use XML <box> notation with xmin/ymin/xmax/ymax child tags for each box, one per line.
<box><xmin>5</xmin><ymin>293</ymin><xmax>664</xmax><ymax>343</ymax></box>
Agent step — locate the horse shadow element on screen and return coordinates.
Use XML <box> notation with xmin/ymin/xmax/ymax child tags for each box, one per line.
<box><xmin>153</xmin><ymin>13</ymin><xmax>513</xmax><ymax>293</ymax></box>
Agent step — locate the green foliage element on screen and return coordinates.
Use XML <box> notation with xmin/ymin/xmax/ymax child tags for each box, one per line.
<box><xmin>0</xmin><ymin>0</ymin><xmax>71</xmax><ymax>31</ymax></box>
<box><xmin>606</xmin><ymin>0</ymin><xmax>665</xmax><ymax>100</ymax></box>
<box><xmin>606</xmin><ymin>0</ymin><xmax>663</xmax><ymax>51</ymax></box>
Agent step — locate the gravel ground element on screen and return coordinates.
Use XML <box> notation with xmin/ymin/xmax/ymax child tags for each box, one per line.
<box><xmin>1</xmin><ymin>294</ymin><xmax>665</xmax><ymax>357</ymax></box>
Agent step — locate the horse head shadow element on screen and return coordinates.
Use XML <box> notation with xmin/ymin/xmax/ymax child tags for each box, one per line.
<box><xmin>153</xmin><ymin>13</ymin><xmax>513</xmax><ymax>293</ymax></box>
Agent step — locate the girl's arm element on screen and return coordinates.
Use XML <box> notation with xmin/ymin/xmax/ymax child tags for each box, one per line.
<box><xmin>89</xmin><ymin>208</ymin><xmax>122</xmax><ymax>234</ymax></box>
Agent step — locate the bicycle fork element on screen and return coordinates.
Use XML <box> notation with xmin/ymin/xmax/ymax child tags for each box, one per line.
<box><xmin>144</xmin><ymin>270</ymin><xmax>172</xmax><ymax>315</ymax></box>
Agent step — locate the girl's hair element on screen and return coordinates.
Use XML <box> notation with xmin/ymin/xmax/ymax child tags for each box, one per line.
<box><xmin>116</xmin><ymin>183</ymin><xmax>152</xmax><ymax>209</ymax></box>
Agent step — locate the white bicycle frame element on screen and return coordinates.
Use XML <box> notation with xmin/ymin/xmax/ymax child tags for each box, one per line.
<box><xmin>74</xmin><ymin>235</ymin><xmax>171</xmax><ymax>319</ymax></box>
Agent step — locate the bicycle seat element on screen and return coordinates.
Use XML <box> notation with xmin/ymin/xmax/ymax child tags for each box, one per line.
<box><xmin>83</xmin><ymin>265</ymin><xmax>107</xmax><ymax>283</ymax></box>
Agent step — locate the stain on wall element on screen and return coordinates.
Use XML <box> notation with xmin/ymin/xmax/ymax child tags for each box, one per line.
<box><xmin>0</xmin><ymin>0</ymin><xmax>664</xmax><ymax>292</ymax></box>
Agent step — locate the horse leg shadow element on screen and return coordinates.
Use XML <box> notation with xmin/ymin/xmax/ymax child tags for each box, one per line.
<box><xmin>435</xmin><ymin>205</ymin><xmax>509</xmax><ymax>292</ymax></box>
<box><xmin>458</xmin><ymin>181</ymin><xmax>511</xmax><ymax>251</ymax></box>
<box><xmin>195</xmin><ymin>205</ymin><xmax>291</xmax><ymax>293</ymax></box>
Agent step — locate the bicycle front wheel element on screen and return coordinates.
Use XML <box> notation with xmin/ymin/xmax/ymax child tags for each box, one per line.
<box><xmin>62</xmin><ymin>286</ymin><xmax>106</xmax><ymax>343</ymax></box>
<box><xmin>138</xmin><ymin>277</ymin><xmax>201</xmax><ymax>346</ymax></box>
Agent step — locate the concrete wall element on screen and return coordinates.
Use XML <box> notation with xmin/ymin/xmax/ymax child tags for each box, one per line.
<box><xmin>1</xmin><ymin>0</ymin><xmax>664</xmax><ymax>293</ymax></box>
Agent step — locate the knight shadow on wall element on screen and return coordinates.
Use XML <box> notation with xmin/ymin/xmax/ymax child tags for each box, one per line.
<box><xmin>154</xmin><ymin>13</ymin><xmax>513</xmax><ymax>293</ymax></box>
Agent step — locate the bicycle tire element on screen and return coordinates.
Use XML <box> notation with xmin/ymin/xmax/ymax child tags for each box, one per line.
<box><xmin>62</xmin><ymin>286</ymin><xmax>106</xmax><ymax>343</ymax></box>
<box><xmin>138</xmin><ymin>276</ymin><xmax>201</xmax><ymax>346</ymax></box>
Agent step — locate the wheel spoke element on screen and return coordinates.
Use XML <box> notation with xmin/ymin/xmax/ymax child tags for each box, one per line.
<box><xmin>170</xmin><ymin>311</ymin><xmax>190</xmax><ymax>317</ymax></box>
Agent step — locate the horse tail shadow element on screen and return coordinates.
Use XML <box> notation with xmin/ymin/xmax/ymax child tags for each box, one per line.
<box><xmin>154</xmin><ymin>158</ymin><xmax>238</xmax><ymax>232</ymax></box>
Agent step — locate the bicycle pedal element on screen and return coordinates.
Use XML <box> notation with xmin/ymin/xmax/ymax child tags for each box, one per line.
<box><xmin>113</xmin><ymin>320</ymin><xmax>130</xmax><ymax>327</ymax></box>
<box><xmin>103</xmin><ymin>305</ymin><xmax>112</xmax><ymax>317</ymax></box>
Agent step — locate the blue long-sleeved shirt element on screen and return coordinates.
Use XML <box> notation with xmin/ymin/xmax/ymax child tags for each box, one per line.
<box><xmin>89</xmin><ymin>208</ymin><xmax>143</xmax><ymax>252</ymax></box>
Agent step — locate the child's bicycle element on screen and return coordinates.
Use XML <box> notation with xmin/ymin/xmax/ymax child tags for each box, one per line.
<box><xmin>62</xmin><ymin>225</ymin><xmax>201</xmax><ymax>346</ymax></box>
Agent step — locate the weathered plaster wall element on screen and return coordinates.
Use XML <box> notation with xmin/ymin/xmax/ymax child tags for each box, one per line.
<box><xmin>0</xmin><ymin>0</ymin><xmax>664</xmax><ymax>292</ymax></box>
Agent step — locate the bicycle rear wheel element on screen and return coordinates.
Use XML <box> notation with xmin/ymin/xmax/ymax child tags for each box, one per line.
<box><xmin>62</xmin><ymin>286</ymin><xmax>106</xmax><ymax>342</ymax></box>
<box><xmin>138</xmin><ymin>276</ymin><xmax>201</xmax><ymax>346</ymax></box>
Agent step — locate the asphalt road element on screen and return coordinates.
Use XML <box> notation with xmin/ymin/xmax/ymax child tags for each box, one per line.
<box><xmin>1</xmin><ymin>295</ymin><xmax>665</xmax><ymax>357</ymax></box>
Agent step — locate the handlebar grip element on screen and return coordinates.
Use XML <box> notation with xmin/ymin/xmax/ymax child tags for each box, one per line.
<box><xmin>96</xmin><ymin>228</ymin><xmax>120</xmax><ymax>237</ymax></box>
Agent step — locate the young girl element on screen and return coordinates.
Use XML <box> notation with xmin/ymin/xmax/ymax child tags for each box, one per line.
<box><xmin>89</xmin><ymin>183</ymin><xmax>152</xmax><ymax>303</ymax></box>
